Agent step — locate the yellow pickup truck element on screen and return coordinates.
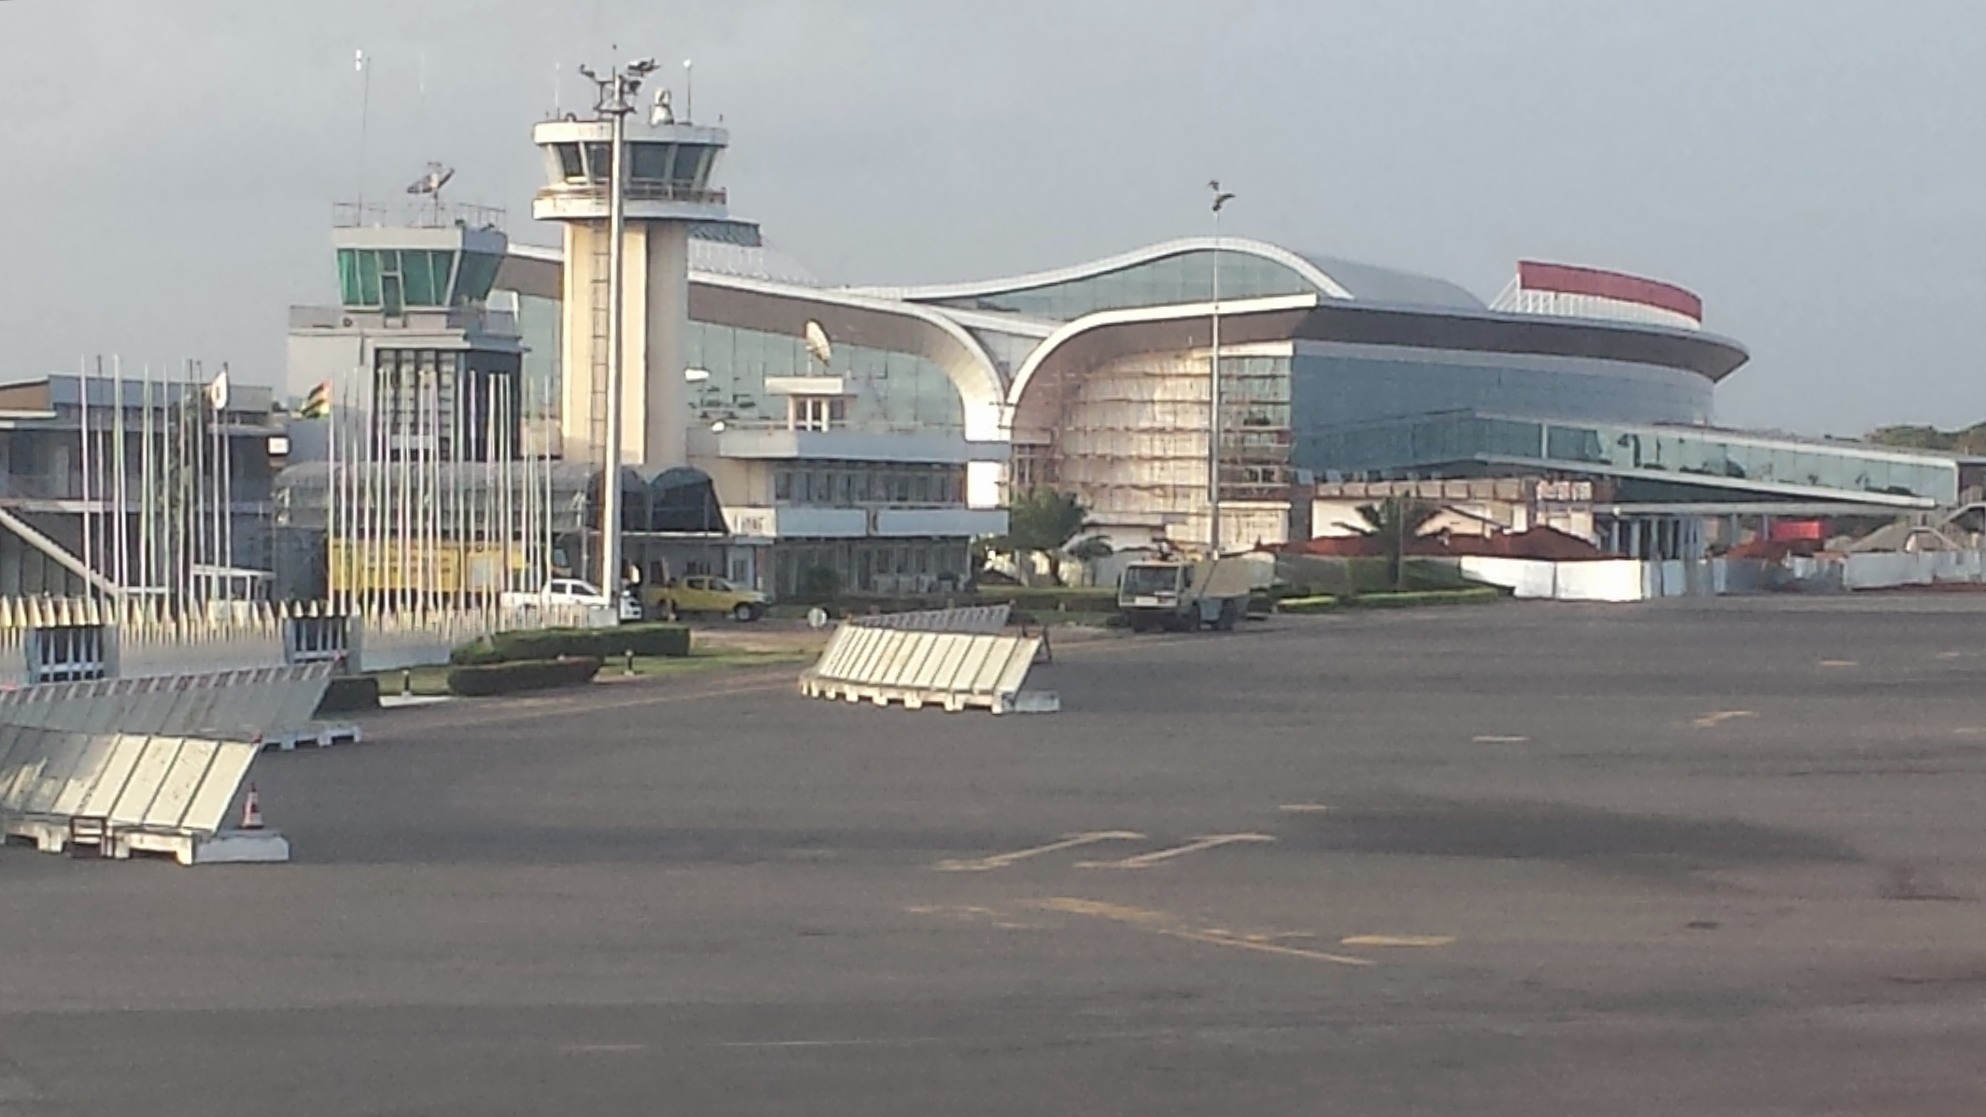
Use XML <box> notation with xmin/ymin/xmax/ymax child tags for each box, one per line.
<box><xmin>643</xmin><ymin>575</ymin><xmax>769</xmax><ymax>622</ymax></box>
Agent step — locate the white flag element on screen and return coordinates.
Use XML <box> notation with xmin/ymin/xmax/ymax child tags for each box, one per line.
<box><xmin>205</xmin><ymin>368</ymin><xmax>230</xmax><ymax>411</ymax></box>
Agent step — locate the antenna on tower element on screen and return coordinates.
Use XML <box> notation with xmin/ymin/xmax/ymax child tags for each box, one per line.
<box><xmin>406</xmin><ymin>162</ymin><xmax>456</xmax><ymax>225</ymax></box>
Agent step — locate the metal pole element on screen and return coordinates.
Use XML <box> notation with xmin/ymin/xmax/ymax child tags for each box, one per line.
<box><xmin>1207</xmin><ymin>183</ymin><xmax>1234</xmax><ymax>557</ymax></box>
<box><xmin>601</xmin><ymin>69</ymin><xmax>630</xmax><ymax>602</ymax></box>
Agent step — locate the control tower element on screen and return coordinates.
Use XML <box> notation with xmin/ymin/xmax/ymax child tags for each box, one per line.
<box><xmin>532</xmin><ymin>72</ymin><xmax>728</xmax><ymax>472</ymax></box>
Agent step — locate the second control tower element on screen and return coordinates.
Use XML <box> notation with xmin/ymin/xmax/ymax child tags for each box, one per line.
<box><xmin>532</xmin><ymin>69</ymin><xmax>728</xmax><ymax>472</ymax></box>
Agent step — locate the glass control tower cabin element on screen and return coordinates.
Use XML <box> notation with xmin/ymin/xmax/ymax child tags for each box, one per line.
<box><xmin>285</xmin><ymin>206</ymin><xmax>526</xmax><ymax>462</ymax></box>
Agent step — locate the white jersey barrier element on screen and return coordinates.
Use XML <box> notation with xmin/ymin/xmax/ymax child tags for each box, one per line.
<box><xmin>0</xmin><ymin>663</ymin><xmax>335</xmax><ymax>743</ymax></box>
<box><xmin>800</xmin><ymin>625</ymin><xmax>1058</xmax><ymax>714</ymax></box>
<box><xmin>846</xmin><ymin>604</ymin><xmax>1012</xmax><ymax>634</ymax></box>
<box><xmin>0</xmin><ymin>726</ymin><xmax>284</xmax><ymax>864</ymax></box>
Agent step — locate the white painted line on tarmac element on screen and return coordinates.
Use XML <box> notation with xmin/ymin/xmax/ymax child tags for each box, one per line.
<box><xmin>1819</xmin><ymin>659</ymin><xmax>1859</xmax><ymax>669</ymax></box>
<box><xmin>1692</xmin><ymin>710</ymin><xmax>1757</xmax><ymax>729</ymax></box>
<box><xmin>1077</xmin><ymin>834</ymin><xmax>1276</xmax><ymax>869</ymax></box>
<box><xmin>561</xmin><ymin>1044</ymin><xmax>648</xmax><ymax>1054</ymax></box>
<box><xmin>715</xmin><ymin>1038</ymin><xmax>941</xmax><ymax>1050</ymax></box>
<box><xmin>1472</xmin><ymin>735</ymin><xmax>1529</xmax><ymax>744</ymax></box>
<box><xmin>1278</xmin><ymin>803</ymin><xmax>1332</xmax><ymax>813</ymax></box>
<box><xmin>1340</xmin><ymin>935</ymin><xmax>1456</xmax><ymax>948</ymax></box>
<box><xmin>935</xmin><ymin>831</ymin><xmax>1145</xmax><ymax>872</ymax></box>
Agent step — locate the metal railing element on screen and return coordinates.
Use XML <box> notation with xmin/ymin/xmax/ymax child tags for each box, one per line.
<box><xmin>535</xmin><ymin>181</ymin><xmax>727</xmax><ymax>207</ymax></box>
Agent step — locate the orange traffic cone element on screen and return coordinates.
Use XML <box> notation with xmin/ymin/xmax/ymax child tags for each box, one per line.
<box><xmin>240</xmin><ymin>785</ymin><xmax>265</xmax><ymax>831</ymax></box>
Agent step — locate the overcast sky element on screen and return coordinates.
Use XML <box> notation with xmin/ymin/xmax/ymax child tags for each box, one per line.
<box><xmin>2</xmin><ymin>0</ymin><xmax>1981</xmax><ymax>435</ymax></box>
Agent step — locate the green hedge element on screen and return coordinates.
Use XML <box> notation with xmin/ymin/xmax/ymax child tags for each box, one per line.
<box><xmin>446</xmin><ymin>656</ymin><xmax>603</xmax><ymax>697</ymax></box>
<box><xmin>1354</xmin><ymin>588</ymin><xmax>1504</xmax><ymax>609</ymax></box>
<box><xmin>315</xmin><ymin>674</ymin><xmax>381</xmax><ymax>715</ymax></box>
<box><xmin>450</xmin><ymin>623</ymin><xmax>690</xmax><ymax>666</ymax></box>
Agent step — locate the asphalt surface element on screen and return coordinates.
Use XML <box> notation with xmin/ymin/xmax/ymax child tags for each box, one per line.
<box><xmin>7</xmin><ymin>597</ymin><xmax>1986</xmax><ymax>1114</ymax></box>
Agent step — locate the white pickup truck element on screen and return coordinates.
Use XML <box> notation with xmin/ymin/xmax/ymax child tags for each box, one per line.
<box><xmin>499</xmin><ymin>578</ymin><xmax>643</xmax><ymax>623</ymax></box>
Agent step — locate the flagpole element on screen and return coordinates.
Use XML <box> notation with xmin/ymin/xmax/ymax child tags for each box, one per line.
<box><xmin>112</xmin><ymin>356</ymin><xmax>128</xmax><ymax>596</ymax></box>
<box><xmin>325</xmin><ymin>381</ymin><xmax>339</xmax><ymax>611</ymax></box>
<box><xmin>370</xmin><ymin>366</ymin><xmax>385</xmax><ymax>616</ymax></box>
<box><xmin>396</xmin><ymin>367</ymin><xmax>409</xmax><ymax>612</ymax></box>
<box><xmin>220</xmin><ymin>364</ymin><xmax>234</xmax><ymax>602</ymax></box>
<box><xmin>77</xmin><ymin>356</ymin><xmax>93</xmax><ymax>597</ymax></box>
<box><xmin>449</xmin><ymin>364</ymin><xmax>464</xmax><ymax>604</ymax></box>
<box><xmin>207</xmin><ymin>364</ymin><xmax>221</xmax><ymax>603</ymax></box>
<box><xmin>500</xmin><ymin>376</ymin><xmax>515</xmax><ymax>606</ymax></box>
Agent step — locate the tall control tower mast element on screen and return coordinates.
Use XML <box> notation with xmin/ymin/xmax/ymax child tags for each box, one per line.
<box><xmin>533</xmin><ymin>60</ymin><xmax>728</xmax><ymax>584</ymax></box>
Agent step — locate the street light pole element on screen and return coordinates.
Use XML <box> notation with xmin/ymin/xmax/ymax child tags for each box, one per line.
<box><xmin>580</xmin><ymin>58</ymin><xmax>656</xmax><ymax>601</ymax></box>
<box><xmin>1208</xmin><ymin>180</ymin><xmax>1236</xmax><ymax>556</ymax></box>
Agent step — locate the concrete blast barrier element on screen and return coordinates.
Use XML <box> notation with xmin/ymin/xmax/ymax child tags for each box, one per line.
<box><xmin>0</xmin><ymin>664</ymin><xmax>334</xmax><ymax>865</ymax></box>
<box><xmin>847</xmin><ymin>604</ymin><xmax>1012</xmax><ymax>634</ymax></box>
<box><xmin>800</xmin><ymin>625</ymin><xmax>1058</xmax><ymax>714</ymax></box>
<box><xmin>0</xmin><ymin>727</ymin><xmax>284</xmax><ymax>865</ymax></box>
<box><xmin>0</xmin><ymin>662</ymin><xmax>335</xmax><ymax>742</ymax></box>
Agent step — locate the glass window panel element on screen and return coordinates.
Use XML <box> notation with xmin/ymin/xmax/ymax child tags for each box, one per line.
<box><xmin>583</xmin><ymin>143</ymin><xmax>613</xmax><ymax>182</ymax></box>
<box><xmin>629</xmin><ymin>143</ymin><xmax>671</xmax><ymax>181</ymax></box>
<box><xmin>454</xmin><ymin>252</ymin><xmax>500</xmax><ymax>304</ymax></box>
<box><xmin>356</xmin><ymin>250</ymin><xmax>381</xmax><ymax>305</ymax></box>
<box><xmin>557</xmin><ymin>144</ymin><xmax>585</xmax><ymax>180</ymax></box>
<box><xmin>431</xmin><ymin>251</ymin><xmax>455</xmax><ymax>304</ymax></box>
<box><xmin>337</xmin><ymin>249</ymin><xmax>361</xmax><ymax>306</ymax></box>
<box><xmin>400</xmin><ymin>249</ymin><xmax>436</xmax><ymax>306</ymax></box>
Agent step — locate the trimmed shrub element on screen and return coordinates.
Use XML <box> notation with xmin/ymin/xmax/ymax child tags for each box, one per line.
<box><xmin>450</xmin><ymin>623</ymin><xmax>690</xmax><ymax>666</ymax></box>
<box><xmin>1276</xmin><ymin>595</ymin><xmax>1341</xmax><ymax>615</ymax></box>
<box><xmin>315</xmin><ymin>674</ymin><xmax>381</xmax><ymax>715</ymax></box>
<box><xmin>446</xmin><ymin>656</ymin><xmax>603</xmax><ymax>697</ymax></box>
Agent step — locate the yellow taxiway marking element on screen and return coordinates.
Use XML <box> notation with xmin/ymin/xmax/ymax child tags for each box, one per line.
<box><xmin>1077</xmin><ymin>833</ymin><xmax>1276</xmax><ymax>869</ymax></box>
<box><xmin>1692</xmin><ymin>710</ymin><xmax>1757</xmax><ymax>729</ymax></box>
<box><xmin>1278</xmin><ymin>804</ymin><xmax>1332</xmax><ymax>813</ymax></box>
<box><xmin>1034</xmin><ymin>898</ymin><xmax>1373</xmax><ymax>967</ymax></box>
<box><xmin>1819</xmin><ymin>659</ymin><xmax>1859</xmax><ymax>669</ymax></box>
<box><xmin>1340</xmin><ymin>935</ymin><xmax>1456</xmax><ymax>948</ymax></box>
<box><xmin>1472</xmin><ymin>735</ymin><xmax>1529</xmax><ymax>744</ymax></box>
<box><xmin>935</xmin><ymin>832</ymin><xmax>1145</xmax><ymax>873</ymax></box>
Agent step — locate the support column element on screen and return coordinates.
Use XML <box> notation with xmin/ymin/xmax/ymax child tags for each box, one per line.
<box><xmin>642</xmin><ymin>223</ymin><xmax>691</xmax><ymax>469</ymax></box>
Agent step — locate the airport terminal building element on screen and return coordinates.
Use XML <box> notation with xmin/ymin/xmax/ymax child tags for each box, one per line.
<box><xmin>279</xmin><ymin>91</ymin><xmax>1965</xmax><ymax>602</ymax></box>
<box><xmin>490</xmin><ymin>226</ymin><xmax>1957</xmax><ymax>575</ymax></box>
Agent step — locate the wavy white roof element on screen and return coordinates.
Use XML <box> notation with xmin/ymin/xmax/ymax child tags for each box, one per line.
<box><xmin>848</xmin><ymin>237</ymin><xmax>1485</xmax><ymax>314</ymax></box>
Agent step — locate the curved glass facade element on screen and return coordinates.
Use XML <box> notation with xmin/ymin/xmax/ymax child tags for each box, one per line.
<box><xmin>1289</xmin><ymin>349</ymin><xmax>1714</xmax><ymax>468</ymax></box>
<box><xmin>685</xmin><ymin>321</ymin><xmax>964</xmax><ymax>432</ymax></box>
<box><xmin>1310</xmin><ymin>411</ymin><xmax>1958</xmax><ymax>504</ymax></box>
<box><xmin>933</xmin><ymin>250</ymin><xmax>1314</xmax><ymax>320</ymax></box>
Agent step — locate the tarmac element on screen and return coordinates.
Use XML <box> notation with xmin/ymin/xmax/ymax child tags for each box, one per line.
<box><xmin>5</xmin><ymin>596</ymin><xmax>1986</xmax><ymax>1114</ymax></box>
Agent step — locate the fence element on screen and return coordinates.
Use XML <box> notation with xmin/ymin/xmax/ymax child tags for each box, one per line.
<box><xmin>0</xmin><ymin>597</ymin><xmax>606</xmax><ymax>686</ymax></box>
<box><xmin>1457</xmin><ymin>552</ymin><xmax>1986</xmax><ymax>602</ymax></box>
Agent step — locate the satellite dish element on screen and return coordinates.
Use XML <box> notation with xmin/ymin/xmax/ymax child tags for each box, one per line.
<box><xmin>803</xmin><ymin>321</ymin><xmax>833</xmax><ymax>369</ymax></box>
<box><xmin>406</xmin><ymin>162</ymin><xmax>455</xmax><ymax>196</ymax></box>
<box><xmin>650</xmin><ymin>87</ymin><xmax>675</xmax><ymax>126</ymax></box>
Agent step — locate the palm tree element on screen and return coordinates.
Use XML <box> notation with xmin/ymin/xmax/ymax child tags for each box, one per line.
<box><xmin>996</xmin><ymin>489</ymin><xmax>1094</xmax><ymax>586</ymax></box>
<box><xmin>1352</xmin><ymin>496</ymin><xmax>1443</xmax><ymax>590</ymax></box>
